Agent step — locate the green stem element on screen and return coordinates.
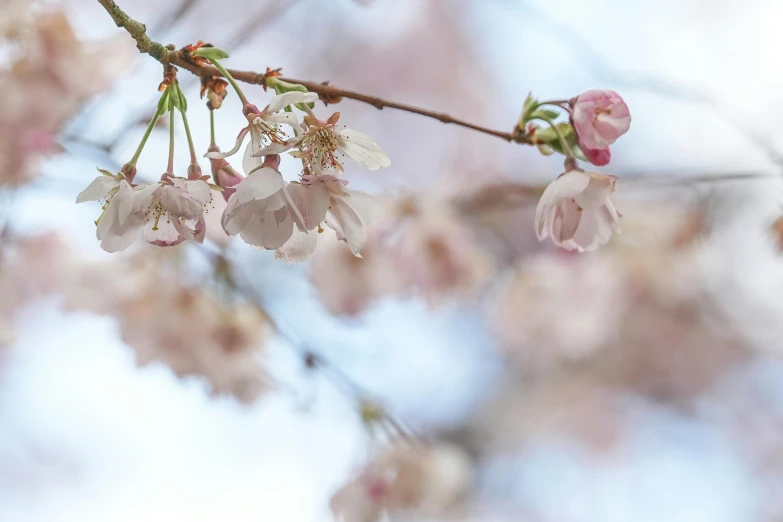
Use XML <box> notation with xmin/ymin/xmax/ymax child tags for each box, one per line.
<box><xmin>177</xmin><ymin>87</ymin><xmax>198</xmax><ymax>164</ymax></box>
<box><xmin>211</xmin><ymin>60</ymin><xmax>248</xmax><ymax>106</ymax></box>
<box><xmin>209</xmin><ymin>109</ymin><xmax>216</xmax><ymax>146</ymax></box>
<box><xmin>128</xmin><ymin>104</ymin><xmax>165</xmax><ymax>166</ymax></box>
<box><xmin>167</xmin><ymin>107</ymin><xmax>175</xmax><ymax>173</ymax></box>
<box><xmin>532</xmin><ymin>117</ymin><xmax>574</xmax><ymax>160</ymax></box>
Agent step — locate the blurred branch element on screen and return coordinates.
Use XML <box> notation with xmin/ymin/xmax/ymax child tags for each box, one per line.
<box><xmin>96</xmin><ymin>0</ymin><xmax>531</xmax><ymax>145</ymax></box>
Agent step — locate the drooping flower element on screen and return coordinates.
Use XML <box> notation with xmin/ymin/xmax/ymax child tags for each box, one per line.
<box><xmin>120</xmin><ymin>176</ymin><xmax>213</xmax><ymax>247</ymax></box>
<box><xmin>572</xmin><ymin>89</ymin><xmax>631</xmax><ymax>151</ymax></box>
<box><xmin>205</xmin><ymin>91</ymin><xmax>318</xmax><ymax>173</ymax></box>
<box><xmin>294</xmin><ymin>112</ymin><xmax>390</xmax><ymax>175</ymax></box>
<box><xmin>76</xmin><ymin>169</ymin><xmax>146</xmax><ymax>253</ymax></box>
<box><xmin>535</xmin><ymin>169</ymin><xmax>621</xmax><ymax>252</ymax></box>
<box><xmin>220</xmin><ymin>165</ymin><xmax>305</xmax><ymax>250</ymax></box>
<box><xmin>276</xmin><ymin>175</ymin><xmax>379</xmax><ymax>262</ymax></box>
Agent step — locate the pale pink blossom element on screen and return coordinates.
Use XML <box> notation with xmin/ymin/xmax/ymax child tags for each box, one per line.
<box><xmin>535</xmin><ymin>170</ymin><xmax>621</xmax><ymax>252</ymax></box>
<box><xmin>294</xmin><ymin>113</ymin><xmax>390</xmax><ymax>175</ymax></box>
<box><xmin>330</xmin><ymin>444</ymin><xmax>472</xmax><ymax>522</ymax></box>
<box><xmin>120</xmin><ymin>177</ymin><xmax>213</xmax><ymax>248</ymax></box>
<box><xmin>221</xmin><ymin>166</ymin><xmax>305</xmax><ymax>250</ymax></box>
<box><xmin>205</xmin><ymin>91</ymin><xmax>318</xmax><ymax>172</ymax></box>
<box><xmin>276</xmin><ymin>175</ymin><xmax>379</xmax><ymax>261</ymax></box>
<box><xmin>208</xmin><ymin>144</ymin><xmax>243</xmax><ymax>202</ymax></box>
<box><xmin>572</xmin><ymin>88</ymin><xmax>631</xmax><ymax>151</ymax></box>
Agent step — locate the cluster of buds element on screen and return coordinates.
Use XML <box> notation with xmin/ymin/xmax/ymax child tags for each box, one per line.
<box><xmin>519</xmin><ymin>89</ymin><xmax>632</xmax><ymax>252</ymax></box>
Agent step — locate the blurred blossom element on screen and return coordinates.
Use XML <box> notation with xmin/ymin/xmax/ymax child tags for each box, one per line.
<box><xmin>0</xmin><ymin>7</ymin><xmax>131</xmax><ymax>185</ymax></box>
<box><xmin>492</xmin><ymin>253</ymin><xmax>623</xmax><ymax>369</ymax></box>
<box><xmin>330</xmin><ymin>443</ymin><xmax>472</xmax><ymax>522</ymax></box>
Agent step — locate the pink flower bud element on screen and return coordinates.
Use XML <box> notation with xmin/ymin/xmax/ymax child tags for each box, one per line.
<box><xmin>208</xmin><ymin>144</ymin><xmax>243</xmax><ymax>201</ymax></box>
<box><xmin>572</xmin><ymin>89</ymin><xmax>631</xmax><ymax>151</ymax></box>
<box><xmin>582</xmin><ymin>145</ymin><xmax>611</xmax><ymax>167</ymax></box>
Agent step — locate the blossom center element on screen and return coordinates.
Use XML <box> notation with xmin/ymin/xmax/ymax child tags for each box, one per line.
<box><xmin>253</xmin><ymin>117</ymin><xmax>287</xmax><ymax>147</ymax></box>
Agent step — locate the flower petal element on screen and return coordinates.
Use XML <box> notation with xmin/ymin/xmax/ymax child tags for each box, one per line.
<box><xmin>205</xmin><ymin>125</ymin><xmax>250</xmax><ymax>159</ymax></box>
<box><xmin>337</xmin><ymin>128</ymin><xmax>391</xmax><ymax>170</ymax></box>
<box><xmin>286</xmin><ymin>182</ymin><xmax>330</xmax><ymax>230</ymax></box>
<box><xmin>234</xmin><ymin>167</ymin><xmax>285</xmax><ymax>204</ymax></box>
<box><xmin>276</xmin><ymin>228</ymin><xmax>318</xmax><ymax>264</ymax></box>
<box><xmin>534</xmin><ymin>171</ymin><xmax>591</xmax><ymax>237</ymax></box>
<box><xmin>76</xmin><ymin>175</ymin><xmax>119</xmax><ymax>203</ymax></box>
<box><xmin>266</xmin><ymin>91</ymin><xmax>318</xmax><ymax>114</ymax></box>
<box><xmin>118</xmin><ymin>181</ymin><xmax>159</xmax><ymax>225</ymax></box>
<box><xmin>159</xmin><ymin>185</ymin><xmax>202</xmax><ymax>219</ymax></box>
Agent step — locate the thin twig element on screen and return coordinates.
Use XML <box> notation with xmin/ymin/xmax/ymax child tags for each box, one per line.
<box><xmin>96</xmin><ymin>0</ymin><xmax>529</xmax><ymax>145</ymax></box>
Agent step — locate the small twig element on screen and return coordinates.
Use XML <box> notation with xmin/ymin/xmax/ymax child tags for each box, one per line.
<box><xmin>96</xmin><ymin>0</ymin><xmax>530</xmax><ymax>145</ymax></box>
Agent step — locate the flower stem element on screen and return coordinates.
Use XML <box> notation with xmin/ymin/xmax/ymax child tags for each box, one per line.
<box><xmin>128</xmin><ymin>104</ymin><xmax>165</xmax><ymax>166</ymax></box>
<box><xmin>176</xmin><ymin>87</ymin><xmax>199</xmax><ymax>165</ymax></box>
<box><xmin>211</xmin><ymin>59</ymin><xmax>248</xmax><ymax>106</ymax></box>
<box><xmin>209</xmin><ymin>108</ymin><xmax>216</xmax><ymax>147</ymax></box>
<box><xmin>166</xmin><ymin>107</ymin><xmax>175</xmax><ymax>174</ymax></box>
<box><xmin>532</xmin><ymin>117</ymin><xmax>575</xmax><ymax>161</ymax></box>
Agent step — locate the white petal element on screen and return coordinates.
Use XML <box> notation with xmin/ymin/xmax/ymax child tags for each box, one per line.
<box><xmin>276</xmin><ymin>228</ymin><xmax>318</xmax><ymax>264</ymax></box>
<box><xmin>76</xmin><ymin>175</ymin><xmax>119</xmax><ymax>203</ymax></box>
<box><xmin>234</xmin><ymin>167</ymin><xmax>285</xmax><ymax>204</ymax></box>
<box><xmin>119</xmin><ymin>182</ymin><xmax>159</xmax><ymax>225</ymax></box>
<box><xmin>255</xmin><ymin>140</ymin><xmax>298</xmax><ymax>157</ymax></box>
<box><xmin>326</xmin><ymin>200</ymin><xmax>366</xmax><ymax>256</ymax></box>
<box><xmin>222</xmin><ymin>202</ymin><xmax>254</xmax><ymax>236</ymax></box>
<box><xmin>239</xmin><ymin>209</ymin><xmax>293</xmax><ymax>249</ymax></box>
<box><xmin>339</xmin><ymin>188</ymin><xmax>379</xmax><ymax>226</ymax></box>
<box><xmin>264</xmin><ymin>111</ymin><xmax>300</xmax><ymax>131</ymax></box>
<box><xmin>574</xmin><ymin>173</ymin><xmax>615</xmax><ymax>209</ymax></box>
<box><xmin>534</xmin><ymin>171</ymin><xmax>591</xmax><ymax>237</ymax></box>
<box><xmin>266</xmin><ymin>91</ymin><xmax>318</xmax><ymax>114</ymax></box>
<box><xmin>206</xmin><ymin>126</ymin><xmax>250</xmax><ymax>159</ymax></box>
<box><xmin>159</xmin><ymin>185</ymin><xmax>202</xmax><ymax>220</ymax></box>
<box><xmin>337</xmin><ymin>128</ymin><xmax>391</xmax><ymax>170</ymax></box>
<box><xmin>184</xmin><ymin>180</ymin><xmax>213</xmax><ymax>205</ymax></box>
<box><xmin>243</xmin><ymin>139</ymin><xmax>263</xmax><ymax>174</ymax></box>
<box><xmin>286</xmin><ymin>182</ymin><xmax>330</xmax><ymax>230</ymax></box>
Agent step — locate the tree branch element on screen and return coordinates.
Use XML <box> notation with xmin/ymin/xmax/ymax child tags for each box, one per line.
<box><xmin>96</xmin><ymin>0</ymin><xmax>529</xmax><ymax>145</ymax></box>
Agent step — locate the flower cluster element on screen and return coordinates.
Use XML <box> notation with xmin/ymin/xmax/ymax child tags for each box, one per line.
<box><xmin>521</xmin><ymin>89</ymin><xmax>631</xmax><ymax>252</ymax></box>
<box><xmin>78</xmin><ymin>49</ymin><xmax>391</xmax><ymax>259</ymax></box>
<box><xmin>208</xmin><ymin>89</ymin><xmax>390</xmax><ymax>261</ymax></box>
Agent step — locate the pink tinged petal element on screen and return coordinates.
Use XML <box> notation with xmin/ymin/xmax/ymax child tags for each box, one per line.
<box><xmin>534</xmin><ymin>171</ymin><xmax>591</xmax><ymax>238</ymax></box>
<box><xmin>234</xmin><ymin>167</ymin><xmax>285</xmax><ymax>204</ymax></box>
<box><xmin>604</xmin><ymin>197</ymin><xmax>622</xmax><ymax>233</ymax></box>
<box><xmin>222</xmin><ymin>198</ymin><xmax>254</xmax><ymax>236</ymax></box>
<box><xmin>566</xmin><ymin>208</ymin><xmax>615</xmax><ymax>252</ymax></box>
<box><xmin>159</xmin><ymin>185</ymin><xmax>202</xmax><ymax>220</ymax></box>
<box><xmin>205</xmin><ymin>125</ymin><xmax>250</xmax><ymax>159</ymax></box>
<box><xmin>337</xmin><ymin>128</ymin><xmax>391</xmax><ymax>170</ymax></box>
<box><xmin>239</xmin><ymin>209</ymin><xmax>294</xmax><ymax>249</ymax></box>
<box><xmin>96</xmin><ymin>188</ymin><xmax>142</xmax><ymax>253</ymax></box>
<box><xmin>265</xmin><ymin>91</ymin><xmax>319</xmax><ymax>114</ymax></box>
<box><xmin>582</xmin><ymin>146</ymin><xmax>611</xmax><ymax>166</ymax></box>
<box><xmin>275</xmin><ymin>228</ymin><xmax>318</xmax><ymax>264</ymax></box>
<box><xmin>76</xmin><ymin>175</ymin><xmax>119</xmax><ymax>203</ymax></box>
<box><xmin>119</xmin><ymin>182</ymin><xmax>159</xmax><ymax>224</ymax></box>
<box><xmin>339</xmin><ymin>189</ymin><xmax>379</xmax><ymax>227</ymax></box>
<box><xmin>326</xmin><ymin>198</ymin><xmax>366</xmax><ymax>256</ymax></box>
<box><xmin>552</xmin><ymin>199</ymin><xmax>582</xmax><ymax>243</ymax></box>
<box><xmin>286</xmin><ymin>182</ymin><xmax>330</xmax><ymax>230</ymax></box>
<box><xmin>144</xmin><ymin>212</ymin><xmax>182</xmax><ymax>246</ymax></box>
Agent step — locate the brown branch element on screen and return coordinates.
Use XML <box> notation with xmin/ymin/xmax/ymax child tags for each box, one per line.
<box><xmin>96</xmin><ymin>0</ymin><xmax>529</xmax><ymax>145</ymax></box>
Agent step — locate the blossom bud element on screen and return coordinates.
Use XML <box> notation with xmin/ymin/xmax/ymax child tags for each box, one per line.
<box><xmin>572</xmin><ymin>89</ymin><xmax>631</xmax><ymax>151</ymax></box>
<box><xmin>208</xmin><ymin>144</ymin><xmax>243</xmax><ymax>201</ymax></box>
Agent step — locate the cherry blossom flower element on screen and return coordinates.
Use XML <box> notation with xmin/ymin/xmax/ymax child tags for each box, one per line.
<box><xmin>572</xmin><ymin>88</ymin><xmax>631</xmax><ymax>151</ymax></box>
<box><xmin>330</xmin><ymin>443</ymin><xmax>472</xmax><ymax>522</ymax></box>
<box><xmin>294</xmin><ymin>112</ymin><xmax>390</xmax><ymax>175</ymax></box>
<box><xmin>208</xmin><ymin>144</ymin><xmax>243</xmax><ymax>202</ymax></box>
<box><xmin>121</xmin><ymin>176</ymin><xmax>213</xmax><ymax>247</ymax></box>
<box><xmin>276</xmin><ymin>175</ymin><xmax>379</xmax><ymax>262</ymax></box>
<box><xmin>75</xmin><ymin>170</ymin><xmax>147</xmax><ymax>253</ymax></box>
<box><xmin>221</xmin><ymin>166</ymin><xmax>305</xmax><ymax>250</ymax></box>
<box><xmin>535</xmin><ymin>170</ymin><xmax>621</xmax><ymax>252</ymax></box>
<box><xmin>205</xmin><ymin>91</ymin><xmax>318</xmax><ymax>172</ymax></box>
